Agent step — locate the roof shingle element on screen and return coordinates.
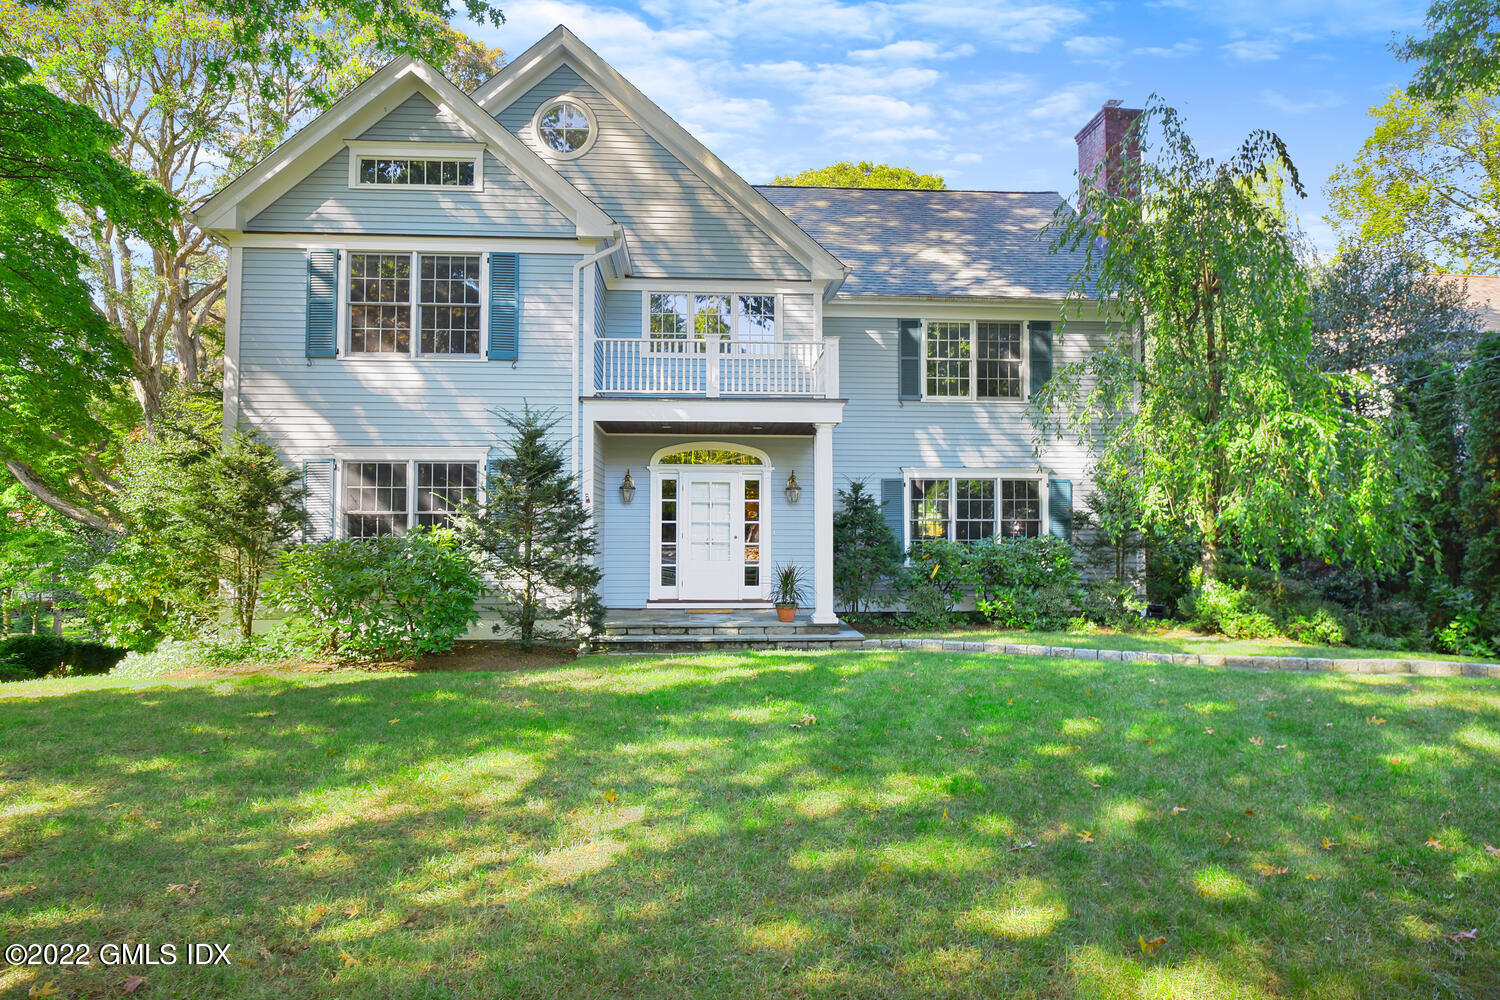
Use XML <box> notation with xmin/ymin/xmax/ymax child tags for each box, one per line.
<box><xmin>754</xmin><ymin>186</ymin><xmax>1089</xmax><ymax>300</ymax></box>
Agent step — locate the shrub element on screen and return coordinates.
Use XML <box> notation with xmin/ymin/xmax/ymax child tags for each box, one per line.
<box><xmin>0</xmin><ymin>662</ymin><xmax>35</xmax><ymax>683</ymax></box>
<box><xmin>1076</xmin><ymin>579</ymin><xmax>1147</xmax><ymax>629</ymax></box>
<box><xmin>967</xmin><ymin>536</ymin><xmax>1080</xmax><ymax>630</ymax></box>
<box><xmin>63</xmin><ymin>641</ymin><xmax>127</xmax><ymax>675</ymax></box>
<box><xmin>1181</xmin><ymin>577</ymin><xmax>1280</xmax><ymax>639</ymax></box>
<box><xmin>267</xmin><ymin>529</ymin><xmax>482</xmax><ymax>661</ymax></box>
<box><xmin>896</xmin><ymin>571</ymin><xmax>961</xmax><ymax>630</ymax></box>
<box><xmin>0</xmin><ymin>634</ymin><xmax>69</xmax><ymax>676</ymax></box>
<box><xmin>833</xmin><ymin>480</ymin><xmax>902</xmax><ymax>614</ymax></box>
<box><xmin>1284</xmin><ymin>607</ymin><xmax>1347</xmax><ymax>646</ymax></box>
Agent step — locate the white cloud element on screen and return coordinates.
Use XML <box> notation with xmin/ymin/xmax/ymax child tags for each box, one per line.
<box><xmin>1026</xmin><ymin>83</ymin><xmax>1109</xmax><ymax>120</ymax></box>
<box><xmin>848</xmin><ymin>40</ymin><xmax>974</xmax><ymax>61</ymax></box>
<box><xmin>1260</xmin><ymin>88</ymin><xmax>1346</xmax><ymax>114</ymax></box>
<box><xmin>1133</xmin><ymin>40</ymin><xmax>1200</xmax><ymax>58</ymax></box>
<box><xmin>893</xmin><ymin>1</ymin><xmax>1087</xmax><ymax>51</ymax></box>
<box><xmin>1223</xmin><ymin>38</ymin><xmax>1283</xmax><ymax>61</ymax></box>
<box><xmin>1064</xmin><ymin>35</ymin><xmax>1121</xmax><ymax>59</ymax></box>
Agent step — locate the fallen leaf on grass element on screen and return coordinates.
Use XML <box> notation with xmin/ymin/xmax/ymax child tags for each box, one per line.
<box><xmin>1321</xmin><ymin>838</ymin><xmax>1340</xmax><ymax>851</ymax></box>
<box><xmin>1482</xmin><ymin>844</ymin><xmax>1499</xmax><ymax>856</ymax></box>
<box><xmin>1007</xmin><ymin>840</ymin><xmax>1037</xmax><ymax>852</ymax></box>
<box><xmin>1203</xmin><ymin>727</ymin><xmax>1215</xmax><ymax>735</ymax></box>
<box><xmin>1221</xmin><ymin>833</ymin><xmax>1241</xmax><ymax>846</ymax></box>
<box><xmin>1305</xmin><ymin>874</ymin><xmax>1324</xmax><ymax>881</ymax></box>
<box><xmin>1170</xmin><ymin>805</ymin><xmax>1188</xmax><ymax>815</ymax></box>
<box><xmin>1138</xmin><ymin>935</ymin><xmax>1167</xmax><ymax>956</ymax></box>
<box><xmin>1249</xmin><ymin>736</ymin><xmax>1264</xmax><ymax>746</ymax></box>
<box><xmin>1275</xmin><ymin>744</ymin><xmax>1287</xmax><ymax>750</ymax></box>
<box><xmin>1244</xmin><ymin>809</ymin><xmax>1256</xmax><ymax>817</ymax></box>
<box><xmin>1444</xmin><ymin>928</ymin><xmax>1478</xmax><ymax>942</ymax></box>
<box><xmin>338</xmin><ymin>949</ymin><xmax>359</xmax><ymax>968</ymax></box>
<box><xmin>29</xmin><ymin>982</ymin><xmax>61</xmax><ymax>999</ymax></box>
<box><xmin>342</xmin><ymin>905</ymin><xmax>360</xmax><ymax>918</ymax></box>
<box><xmin>601</xmin><ymin>789</ymin><xmax>618</xmax><ymax>803</ymax></box>
<box><xmin>1367</xmin><ymin>716</ymin><xmax>1387</xmax><ymax>725</ymax></box>
<box><xmin>1253</xmin><ymin>863</ymin><xmax>1289</xmax><ymax>877</ymax></box>
<box><xmin>1425</xmin><ymin>836</ymin><xmax>1444</xmax><ymax>850</ymax></box>
<box><xmin>121</xmin><ymin>975</ymin><xmax>147</xmax><ymax>993</ymax></box>
<box><xmin>293</xmin><ymin>842</ymin><xmax>312</xmax><ymax>852</ymax></box>
<box><xmin>1078</xmin><ymin>831</ymin><xmax>1095</xmax><ymax>844</ymax></box>
<box><xmin>166</xmin><ymin>881</ymin><xmax>199</xmax><ymax>896</ymax></box>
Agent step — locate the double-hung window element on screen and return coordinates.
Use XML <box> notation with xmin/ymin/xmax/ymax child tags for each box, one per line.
<box><xmin>342</xmin><ymin>460</ymin><xmax>479</xmax><ymax>537</ymax></box>
<box><xmin>647</xmin><ymin>293</ymin><xmax>778</xmax><ymax>352</ymax></box>
<box><xmin>908</xmin><ymin>475</ymin><xmax>1042</xmax><ymax>545</ymax></box>
<box><xmin>923</xmin><ymin>320</ymin><xmax>1025</xmax><ymax>399</ymax></box>
<box><xmin>346</xmin><ymin>252</ymin><xmax>483</xmax><ymax>358</ymax></box>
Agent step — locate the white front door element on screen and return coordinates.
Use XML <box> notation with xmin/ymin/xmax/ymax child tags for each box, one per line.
<box><xmin>679</xmin><ymin>475</ymin><xmax>738</xmax><ymax>599</ymax></box>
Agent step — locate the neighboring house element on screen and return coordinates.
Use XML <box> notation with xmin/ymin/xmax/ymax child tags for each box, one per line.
<box><xmin>1432</xmin><ymin>274</ymin><xmax>1500</xmax><ymax>332</ymax></box>
<box><xmin>194</xmin><ymin>25</ymin><xmax>1124</xmax><ymax>625</ymax></box>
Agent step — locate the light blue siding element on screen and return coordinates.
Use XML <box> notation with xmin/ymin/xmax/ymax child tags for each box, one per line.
<box><xmin>358</xmin><ymin>93</ymin><xmax>474</xmax><ymax>141</ymax></box>
<box><xmin>596</xmin><ymin>434</ymin><xmax>815</xmax><ymax>608</ymax></box>
<box><xmin>603</xmin><ymin>288</ymin><xmax>641</xmax><ymax>337</ymax></box>
<box><xmin>494</xmin><ymin>66</ymin><xmax>809</xmax><ymax>280</ymax></box>
<box><xmin>825</xmin><ymin>315</ymin><xmax>1106</xmax><ymax>488</ymax></box>
<box><xmin>246</xmin><ymin>149</ymin><xmax>576</xmax><ymax>236</ymax></box>
<box><xmin>237</xmin><ymin>247</ymin><xmax>579</xmax><ymax>454</ymax></box>
<box><xmin>782</xmin><ymin>294</ymin><xmax>816</xmax><ymax>339</ymax></box>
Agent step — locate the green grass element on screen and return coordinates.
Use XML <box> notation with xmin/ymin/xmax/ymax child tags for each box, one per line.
<box><xmin>887</xmin><ymin>625</ymin><xmax>1495</xmax><ymax>663</ymax></box>
<box><xmin>2</xmin><ymin>651</ymin><xmax>1498</xmax><ymax>999</ymax></box>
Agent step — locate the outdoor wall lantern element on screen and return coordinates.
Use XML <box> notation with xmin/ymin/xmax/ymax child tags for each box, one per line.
<box><xmin>619</xmin><ymin>469</ymin><xmax>636</xmax><ymax>504</ymax></box>
<box><xmin>784</xmin><ymin>470</ymin><xmax>802</xmax><ymax>504</ymax></box>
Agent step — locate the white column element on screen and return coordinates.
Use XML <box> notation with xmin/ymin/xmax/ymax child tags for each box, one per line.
<box><xmin>812</xmin><ymin>421</ymin><xmax>836</xmax><ymax>625</ymax></box>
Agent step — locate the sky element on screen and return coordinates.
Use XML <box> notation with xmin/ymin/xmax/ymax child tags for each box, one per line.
<box><xmin>455</xmin><ymin>0</ymin><xmax>1434</xmax><ymax>254</ymax></box>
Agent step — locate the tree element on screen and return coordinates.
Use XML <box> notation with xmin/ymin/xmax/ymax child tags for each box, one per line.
<box><xmin>1326</xmin><ymin>91</ymin><xmax>1500</xmax><ymax>272</ymax></box>
<box><xmin>1396</xmin><ymin>0</ymin><xmax>1500</xmax><ymax>105</ymax></box>
<box><xmin>1043</xmin><ymin>100</ymin><xmax>1434</xmax><ymax>583</ymax></box>
<box><xmin>1461</xmin><ymin>332</ymin><xmax>1500</xmax><ymax>612</ymax></box>
<box><xmin>1073</xmin><ymin>465</ymin><xmax>1145</xmax><ymax>584</ymax></box>
<box><xmin>0</xmin><ymin>55</ymin><xmax>174</xmax><ymax>530</ymax></box>
<box><xmin>3</xmin><ymin>0</ymin><xmax>504</xmax><ymax>424</ymax></box>
<box><xmin>771</xmin><ymin>160</ymin><xmax>945</xmax><ymax>189</ymax></box>
<box><xmin>457</xmin><ymin>406</ymin><xmax>603</xmax><ymax>647</ymax></box>
<box><xmin>1408</xmin><ymin>363</ymin><xmax>1467</xmax><ymax>582</ymax></box>
<box><xmin>832</xmin><ymin>480</ymin><xmax>901</xmax><ymax>615</ymax></box>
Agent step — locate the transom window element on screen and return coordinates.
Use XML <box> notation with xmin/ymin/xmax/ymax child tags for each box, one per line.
<box><xmin>648</xmin><ymin>293</ymin><xmax>777</xmax><ymax>352</ymax></box>
<box><xmin>924</xmin><ymin>320</ymin><xmax>1025</xmax><ymax>399</ymax></box>
<box><xmin>909</xmin><ymin>476</ymin><xmax>1042</xmax><ymax>545</ymax></box>
<box><xmin>343</xmin><ymin>460</ymin><xmax>479</xmax><ymax>537</ymax></box>
<box><xmin>346</xmin><ymin>252</ymin><xmax>483</xmax><ymax>357</ymax></box>
<box><xmin>357</xmin><ymin>156</ymin><xmax>477</xmax><ymax>188</ymax></box>
<box><xmin>537</xmin><ymin>99</ymin><xmax>594</xmax><ymax>156</ymax></box>
<box><xmin>657</xmin><ymin>449</ymin><xmax>763</xmax><ymax>465</ymax></box>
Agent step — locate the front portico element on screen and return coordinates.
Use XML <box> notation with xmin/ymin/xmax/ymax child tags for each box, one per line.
<box><xmin>581</xmin><ymin>397</ymin><xmax>844</xmax><ymax>624</ymax></box>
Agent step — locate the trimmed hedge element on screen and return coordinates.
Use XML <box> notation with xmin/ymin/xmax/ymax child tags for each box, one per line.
<box><xmin>0</xmin><ymin>634</ymin><xmax>128</xmax><ymax>681</ymax></box>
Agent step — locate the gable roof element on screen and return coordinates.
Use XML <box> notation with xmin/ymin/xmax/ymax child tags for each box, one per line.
<box><xmin>756</xmin><ymin>187</ymin><xmax>1090</xmax><ymax>300</ymax></box>
<box><xmin>474</xmin><ymin>26</ymin><xmax>847</xmax><ymax>285</ymax></box>
<box><xmin>194</xmin><ymin>56</ymin><xmax>614</xmax><ymax>238</ymax></box>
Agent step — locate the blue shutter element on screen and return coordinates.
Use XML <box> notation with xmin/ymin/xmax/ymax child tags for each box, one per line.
<box><xmin>1029</xmin><ymin>320</ymin><xmax>1053</xmax><ymax>398</ymax></box>
<box><xmin>881</xmin><ymin>478</ymin><xmax>906</xmax><ymax>552</ymax></box>
<box><xmin>301</xmin><ymin>459</ymin><xmax>334</xmax><ymax>542</ymax></box>
<box><xmin>305</xmin><ymin>250</ymin><xmax>337</xmax><ymax>358</ymax></box>
<box><xmin>488</xmin><ymin>252</ymin><xmax>518</xmax><ymax>361</ymax></box>
<box><xmin>898</xmin><ymin>319</ymin><xmax>921</xmax><ymax>400</ymax></box>
<box><xmin>1048</xmin><ymin>479</ymin><xmax>1073</xmax><ymax>542</ymax></box>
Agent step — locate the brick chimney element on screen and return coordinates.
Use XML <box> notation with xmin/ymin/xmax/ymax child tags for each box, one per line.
<box><xmin>1074</xmin><ymin>99</ymin><xmax>1142</xmax><ymax>199</ymax></box>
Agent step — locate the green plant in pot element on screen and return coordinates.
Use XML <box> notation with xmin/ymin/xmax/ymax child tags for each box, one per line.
<box><xmin>772</xmin><ymin>563</ymin><xmax>808</xmax><ymax>622</ymax></box>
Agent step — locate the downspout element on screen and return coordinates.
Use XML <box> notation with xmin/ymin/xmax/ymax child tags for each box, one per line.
<box><xmin>572</xmin><ymin>227</ymin><xmax>626</xmax><ymax>480</ymax></box>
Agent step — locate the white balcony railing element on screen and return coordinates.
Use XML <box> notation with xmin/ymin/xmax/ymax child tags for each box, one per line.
<box><xmin>592</xmin><ymin>336</ymin><xmax>838</xmax><ymax>397</ymax></box>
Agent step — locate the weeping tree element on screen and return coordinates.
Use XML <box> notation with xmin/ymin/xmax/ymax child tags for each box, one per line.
<box><xmin>1039</xmin><ymin>99</ymin><xmax>1434</xmax><ymax>584</ymax></box>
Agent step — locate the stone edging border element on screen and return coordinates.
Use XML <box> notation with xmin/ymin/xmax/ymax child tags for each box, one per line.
<box><xmin>863</xmin><ymin>637</ymin><xmax>1500</xmax><ymax>679</ymax></box>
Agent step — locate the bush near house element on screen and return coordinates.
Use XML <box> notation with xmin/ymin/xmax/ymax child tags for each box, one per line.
<box><xmin>0</xmin><ymin>633</ymin><xmax>126</xmax><ymax>681</ymax></box>
<box><xmin>266</xmin><ymin>529</ymin><xmax>483</xmax><ymax>662</ymax></box>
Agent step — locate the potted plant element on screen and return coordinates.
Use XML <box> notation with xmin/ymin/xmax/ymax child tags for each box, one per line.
<box><xmin>772</xmin><ymin>563</ymin><xmax>808</xmax><ymax>622</ymax></box>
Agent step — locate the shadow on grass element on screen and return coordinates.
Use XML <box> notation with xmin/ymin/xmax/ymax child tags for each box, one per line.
<box><xmin>1</xmin><ymin>652</ymin><xmax>1498</xmax><ymax>999</ymax></box>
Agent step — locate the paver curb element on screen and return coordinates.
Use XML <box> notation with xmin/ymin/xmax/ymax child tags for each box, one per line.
<box><xmin>863</xmin><ymin>637</ymin><xmax>1498</xmax><ymax>679</ymax></box>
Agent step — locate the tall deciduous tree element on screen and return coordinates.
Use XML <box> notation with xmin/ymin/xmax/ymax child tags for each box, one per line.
<box><xmin>4</xmin><ymin>0</ymin><xmax>504</xmax><ymax>423</ymax></box>
<box><xmin>1396</xmin><ymin>0</ymin><xmax>1500</xmax><ymax>105</ymax></box>
<box><xmin>1326</xmin><ymin>91</ymin><xmax>1500</xmax><ymax>272</ymax></box>
<box><xmin>1042</xmin><ymin>100</ymin><xmax>1434</xmax><ymax>583</ymax></box>
<box><xmin>771</xmin><ymin>161</ymin><xmax>945</xmax><ymax>189</ymax></box>
<box><xmin>457</xmin><ymin>407</ymin><xmax>603</xmax><ymax>647</ymax></box>
<box><xmin>0</xmin><ymin>55</ymin><xmax>174</xmax><ymax>530</ymax></box>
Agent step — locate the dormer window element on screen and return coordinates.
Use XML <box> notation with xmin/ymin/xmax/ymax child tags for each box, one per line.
<box><xmin>345</xmin><ymin>142</ymin><xmax>483</xmax><ymax>191</ymax></box>
<box><xmin>533</xmin><ymin>97</ymin><xmax>596</xmax><ymax>159</ymax></box>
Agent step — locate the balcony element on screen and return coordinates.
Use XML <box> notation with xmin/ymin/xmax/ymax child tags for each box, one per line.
<box><xmin>592</xmin><ymin>336</ymin><xmax>839</xmax><ymax>398</ymax></box>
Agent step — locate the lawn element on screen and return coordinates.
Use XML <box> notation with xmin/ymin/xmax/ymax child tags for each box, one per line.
<box><xmin>2</xmin><ymin>650</ymin><xmax>1498</xmax><ymax>999</ymax></box>
<box><xmin>874</xmin><ymin>625</ymin><xmax>1497</xmax><ymax>664</ymax></box>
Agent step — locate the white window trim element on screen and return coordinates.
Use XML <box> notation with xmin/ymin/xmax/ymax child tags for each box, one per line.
<box><xmin>335</xmin><ymin>455</ymin><xmax>488</xmax><ymax>540</ymax></box>
<box><xmin>531</xmin><ymin>94</ymin><xmax>599</xmax><ymax>161</ymax></box>
<box><xmin>899</xmin><ymin>468</ymin><xmax>1049</xmax><ymax>552</ymax></box>
<box><xmin>646</xmin><ymin>442</ymin><xmax>776</xmax><ymax>602</ymax></box>
<box><xmin>339</xmin><ymin>250</ymin><xmax>489</xmax><ymax>362</ymax></box>
<box><xmin>345</xmin><ymin>141</ymin><xmax>484</xmax><ymax>192</ymax></box>
<box><xmin>639</xmin><ymin>291</ymin><xmax>784</xmax><ymax>345</ymax></box>
<box><xmin>919</xmin><ymin>318</ymin><xmax>1031</xmax><ymax>402</ymax></box>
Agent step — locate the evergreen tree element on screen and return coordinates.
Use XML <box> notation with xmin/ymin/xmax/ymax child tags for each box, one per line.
<box><xmin>1407</xmin><ymin>363</ymin><xmax>1465</xmax><ymax>582</ymax></box>
<box><xmin>1461</xmin><ymin>333</ymin><xmax>1500</xmax><ymax>615</ymax></box>
<box><xmin>832</xmin><ymin>480</ymin><xmax>901</xmax><ymax>615</ymax></box>
<box><xmin>1073</xmin><ymin>465</ymin><xmax>1145</xmax><ymax>583</ymax></box>
<box><xmin>459</xmin><ymin>406</ymin><xmax>603</xmax><ymax>647</ymax></box>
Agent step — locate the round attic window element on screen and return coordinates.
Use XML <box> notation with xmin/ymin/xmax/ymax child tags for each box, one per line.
<box><xmin>535</xmin><ymin>98</ymin><xmax>595</xmax><ymax>158</ymax></box>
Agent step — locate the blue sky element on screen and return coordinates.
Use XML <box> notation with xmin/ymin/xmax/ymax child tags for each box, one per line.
<box><xmin>457</xmin><ymin>0</ymin><xmax>1432</xmax><ymax>254</ymax></box>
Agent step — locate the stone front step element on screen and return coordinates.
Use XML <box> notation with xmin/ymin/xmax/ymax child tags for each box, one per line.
<box><xmin>591</xmin><ymin>627</ymin><xmax>867</xmax><ymax>654</ymax></box>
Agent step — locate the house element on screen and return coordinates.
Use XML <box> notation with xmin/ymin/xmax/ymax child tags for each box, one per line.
<box><xmin>194</xmin><ymin>25</ymin><xmax>1124</xmax><ymax>626</ymax></box>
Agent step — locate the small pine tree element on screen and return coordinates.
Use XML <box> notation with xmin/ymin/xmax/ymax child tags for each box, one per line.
<box><xmin>832</xmin><ymin>479</ymin><xmax>901</xmax><ymax>615</ymax></box>
<box><xmin>1073</xmin><ymin>465</ymin><xmax>1146</xmax><ymax>583</ymax></box>
<box><xmin>460</xmin><ymin>405</ymin><xmax>603</xmax><ymax>647</ymax></box>
<box><xmin>1461</xmin><ymin>333</ymin><xmax>1500</xmax><ymax>616</ymax></box>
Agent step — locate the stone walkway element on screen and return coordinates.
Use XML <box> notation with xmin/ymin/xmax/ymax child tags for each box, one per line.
<box><xmin>860</xmin><ymin>637</ymin><xmax>1500</xmax><ymax>678</ymax></box>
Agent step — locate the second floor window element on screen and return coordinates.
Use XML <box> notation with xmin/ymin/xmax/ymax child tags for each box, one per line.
<box><xmin>648</xmin><ymin>293</ymin><xmax>777</xmax><ymax>351</ymax></box>
<box><xmin>924</xmin><ymin>320</ymin><xmax>1024</xmax><ymax>399</ymax></box>
<box><xmin>347</xmin><ymin>252</ymin><xmax>482</xmax><ymax>357</ymax></box>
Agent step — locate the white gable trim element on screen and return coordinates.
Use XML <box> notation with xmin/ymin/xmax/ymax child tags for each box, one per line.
<box><xmin>194</xmin><ymin>56</ymin><xmax>614</xmax><ymax>239</ymax></box>
<box><xmin>474</xmin><ymin>26</ymin><xmax>849</xmax><ymax>286</ymax></box>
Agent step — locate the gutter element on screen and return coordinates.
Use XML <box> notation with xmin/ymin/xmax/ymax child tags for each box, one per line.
<box><xmin>571</xmin><ymin>226</ymin><xmax>627</xmax><ymax>479</ymax></box>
